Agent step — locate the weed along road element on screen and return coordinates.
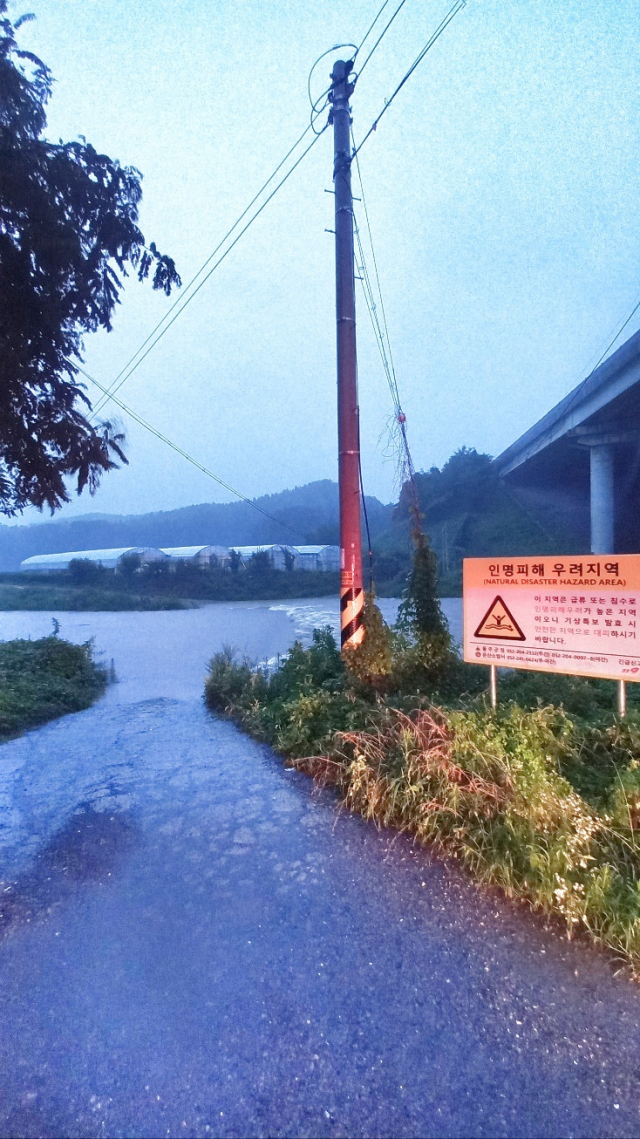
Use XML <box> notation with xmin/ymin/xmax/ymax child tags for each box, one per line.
<box><xmin>0</xmin><ymin>601</ymin><xmax>639</xmax><ymax>1138</ymax></box>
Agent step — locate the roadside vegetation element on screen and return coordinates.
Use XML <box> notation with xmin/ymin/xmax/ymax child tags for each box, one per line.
<box><xmin>0</xmin><ymin>634</ymin><xmax>107</xmax><ymax>740</ymax></box>
<box><xmin>205</xmin><ymin>534</ymin><xmax>640</xmax><ymax>976</ymax></box>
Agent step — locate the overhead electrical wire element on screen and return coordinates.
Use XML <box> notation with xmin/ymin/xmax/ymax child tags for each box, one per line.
<box><xmin>358</xmin><ymin>453</ymin><xmax>375</xmax><ymax>592</ymax></box>
<box><xmin>352</xmin><ymin>139</ymin><xmax>402</xmax><ymax>414</ymax></box>
<box><xmin>352</xmin><ymin>0</ymin><xmax>466</xmax><ymax>159</ymax></box>
<box><xmin>307</xmin><ymin>43</ymin><xmax>357</xmax><ymax>134</ymax></box>
<box><xmin>84</xmin><ymin>2</ymin><xmax>467</xmax><ymax>538</ymax></box>
<box><xmin>353</xmin><ymin>0</ymin><xmax>410</xmax><ymax>78</ymax></box>
<box><xmin>352</xmin><ymin>156</ymin><xmax>422</xmax><ymax>524</ymax></box>
<box><xmin>91</xmin><ymin>128</ymin><xmax>314</xmax><ymax>418</ymax></box>
<box><xmin>90</xmin><ymin>0</ymin><xmax>465</xmax><ymax>428</ymax></box>
<box><xmin>92</xmin><ymin>121</ymin><xmax>327</xmax><ymax>419</ymax></box>
<box><xmin>355</xmin><ymin>0</ymin><xmax>393</xmax><ymax>58</ymax></box>
<box><xmin>78</xmin><ymin>365</ymin><xmax>307</xmax><ymax>539</ymax></box>
<box><xmin>307</xmin><ymin>0</ymin><xmax>409</xmax><ymax>136</ymax></box>
<box><xmin>354</xmin><ymin>210</ymin><xmax>417</xmax><ymax>492</ymax></box>
<box><xmin>519</xmin><ymin>293</ymin><xmax>640</xmax><ymax>459</ymax></box>
<box><xmin>306</xmin><ymin>0</ymin><xmax>405</xmax><ymax>134</ymax></box>
<box><xmin>562</xmin><ymin>295</ymin><xmax>640</xmax><ymax>414</ymax></box>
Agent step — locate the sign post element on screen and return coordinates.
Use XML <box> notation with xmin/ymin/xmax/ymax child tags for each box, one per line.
<box><xmin>463</xmin><ymin>555</ymin><xmax>640</xmax><ymax>712</ymax></box>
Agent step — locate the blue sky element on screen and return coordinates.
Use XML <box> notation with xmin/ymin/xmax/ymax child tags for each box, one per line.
<box><xmin>10</xmin><ymin>0</ymin><xmax>640</xmax><ymax>520</ymax></box>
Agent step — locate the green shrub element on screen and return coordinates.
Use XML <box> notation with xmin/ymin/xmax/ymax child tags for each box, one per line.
<box><xmin>0</xmin><ymin>636</ymin><xmax>106</xmax><ymax>739</ymax></box>
<box><xmin>204</xmin><ymin>645</ymin><xmax>267</xmax><ymax>714</ymax></box>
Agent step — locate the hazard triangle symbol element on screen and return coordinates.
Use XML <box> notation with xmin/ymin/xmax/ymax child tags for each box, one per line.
<box><xmin>474</xmin><ymin>595</ymin><xmax>526</xmax><ymax>641</ymax></box>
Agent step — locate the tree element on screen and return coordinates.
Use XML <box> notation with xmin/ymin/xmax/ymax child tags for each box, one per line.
<box><xmin>117</xmin><ymin>553</ymin><xmax>141</xmax><ymax>577</ymax></box>
<box><xmin>398</xmin><ymin>530</ymin><xmax>447</xmax><ymax>639</ymax></box>
<box><xmin>68</xmin><ymin>556</ymin><xmax>105</xmax><ymax>586</ymax></box>
<box><xmin>0</xmin><ymin>3</ymin><xmax>181</xmax><ymax>514</ymax></box>
<box><xmin>249</xmin><ymin>550</ymin><xmax>272</xmax><ymax>577</ymax></box>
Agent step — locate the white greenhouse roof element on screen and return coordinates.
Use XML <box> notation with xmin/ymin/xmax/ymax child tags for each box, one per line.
<box><xmin>293</xmin><ymin>546</ymin><xmax>331</xmax><ymax>555</ymax></box>
<box><xmin>160</xmin><ymin>545</ymin><xmax>226</xmax><ymax>558</ymax></box>
<box><xmin>21</xmin><ymin>547</ymin><xmax>162</xmax><ymax>569</ymax></box>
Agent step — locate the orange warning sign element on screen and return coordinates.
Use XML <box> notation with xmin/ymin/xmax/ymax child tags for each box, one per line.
<box><xmin>474</xmin><ymin>596</ymin><xmax>525</xmax><ymax>640</ymax></box>
<box><xmin>463</xmin><ymin>555</ymin><xmax>640</xmax><ymax>682</ymax></box>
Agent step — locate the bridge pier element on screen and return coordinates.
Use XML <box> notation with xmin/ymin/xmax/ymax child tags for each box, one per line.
<box><xmin>589</xmin><ymin>443</ymin><xmax>615</xmax><ymax>554</ymax></box>
<box><xmin>494</xmin><ymin>327</ymin><xmax>640</xmax><ymax>558</ymax></box>
<box><xmin>573</xmin><ymin>427</ymin><xmax>640</xmax><ymax>553</ymax></box>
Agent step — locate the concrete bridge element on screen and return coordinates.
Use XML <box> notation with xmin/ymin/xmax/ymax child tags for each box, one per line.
<box><xmin>495</xmin><ymin>328</ymin><xmax>640</xmax><ymax>553</ymax></box>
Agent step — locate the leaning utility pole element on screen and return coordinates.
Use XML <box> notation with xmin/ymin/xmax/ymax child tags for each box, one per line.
<box><xmin>329</xmin><ymin>59</ymin><xmax>365</xmax><ymax>651</ymax></box>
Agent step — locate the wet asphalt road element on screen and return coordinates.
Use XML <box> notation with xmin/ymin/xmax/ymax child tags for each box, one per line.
<box><xmin>1</xmin><ymin>600</ymin><xmax>640</xmax><ymax>1138</ymax></box>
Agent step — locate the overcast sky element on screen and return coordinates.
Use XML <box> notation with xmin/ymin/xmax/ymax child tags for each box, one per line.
<box><xmin>10</xmin><ymin>0</ymin><xmax>640</xmax><ymax>522</ymax></box>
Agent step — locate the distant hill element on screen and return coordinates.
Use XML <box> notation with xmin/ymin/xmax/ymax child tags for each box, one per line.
<box><xmin>389</xmin><ymin>448</ymin><xmax>585</xmax><ymax>595</ymax></box>
<box><xmin>0</xmin><ymin>455</ymin><xmax>580</xmax><ymax>590</ymax></box>
<box><xmin>0</xmin><ymin>481</ymin><xmax>393</xmax><ymax>572</ymax></box>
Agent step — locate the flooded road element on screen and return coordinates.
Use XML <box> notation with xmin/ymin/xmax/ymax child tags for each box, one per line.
<box><xmin>1</xmin><ymin>598</ymin><xmax>639</xmax><ymax>1138</ymax></box>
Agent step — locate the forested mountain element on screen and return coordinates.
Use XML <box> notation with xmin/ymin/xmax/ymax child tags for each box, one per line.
<box><xmin>385</xmin><ymin>448</ymin><xmax>584</xmax><ymax>594</ymax></box>
<box><xmin>0</xmin><ymin>481</ymin><xmax>392</xmax><ymax>571</ymax></box>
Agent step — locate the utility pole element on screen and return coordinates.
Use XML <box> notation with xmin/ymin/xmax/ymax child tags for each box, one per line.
<box><xmin>329</xmin><ymin>59</ymin><xmax>365</xmax><ymax>651</ymax></box>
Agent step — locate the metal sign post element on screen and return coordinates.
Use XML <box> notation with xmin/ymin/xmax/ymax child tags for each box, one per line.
<box><xmin>489</xmin><ymin>664</ymin><xmax>498</xmax><ymax>710</ymax></box>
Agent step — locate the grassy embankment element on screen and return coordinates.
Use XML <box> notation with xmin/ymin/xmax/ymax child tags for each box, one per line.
<box><xmin>0</xmin><ymin>636</ymin><xmax>107</xmax><ymax>740</ymax></box>
<box><xmin>204</xmin><ymin>604</ymin><xmax>640</xmax><ymax>975</ymax></box>
<box><xmin>0</xmin><ymin>568</ymin><xmax>341</xmax><ymax>610</ymax></box>
<box><xmin>0</xmin><ymin>580</ymin><xmax>188</xmax><ymax>611</ymax></box>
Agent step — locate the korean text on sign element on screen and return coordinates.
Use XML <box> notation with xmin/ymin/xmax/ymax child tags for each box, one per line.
<box><xmin>463</xmin><ymin>555</ymin><xmax>640</xmax><ymax>682</ymax></box>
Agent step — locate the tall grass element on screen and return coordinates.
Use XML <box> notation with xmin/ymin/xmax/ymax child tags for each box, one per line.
<box><xmin>205</xmin><ymin>629</ymin><xmax>640</xmax><ymax>975</ymax></box>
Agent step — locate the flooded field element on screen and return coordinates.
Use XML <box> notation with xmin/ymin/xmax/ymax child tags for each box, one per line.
<box><xmin>0</xmin><ymin>596</ymin><xmax>462</xmax><ymax>706</ymax></box>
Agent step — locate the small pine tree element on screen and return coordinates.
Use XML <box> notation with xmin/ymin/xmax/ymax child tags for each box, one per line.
<box><xmin>398</xmin><ymin>531</ymin><xmax>449</xmax><ymax>639</ymax></box>
<box><xmin>395</xmin><ymin>529</ymin><xmax>454</xmax><ymax>689</ymax></box>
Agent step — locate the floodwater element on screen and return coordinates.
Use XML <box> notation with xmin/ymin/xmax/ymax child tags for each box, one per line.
<box><xmin>0</xmin><ymin>596</ymin><xmax>639</xmax><ymax>1138</ymax></box>
<box><xmin>0</xmin><ymin>597</ymin><xmax>460</xmax><ymax>709</ymax></box>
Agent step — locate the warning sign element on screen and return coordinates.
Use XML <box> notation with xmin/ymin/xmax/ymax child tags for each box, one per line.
<box><xmin>474</xmin><ymin>596</ymin><xmax>525</xmax><ymax>641</ymax></box>
<box><xmin>463</xmin><ymin>555</ymin><xmax>640</xmax><ymax>683</ymax></box>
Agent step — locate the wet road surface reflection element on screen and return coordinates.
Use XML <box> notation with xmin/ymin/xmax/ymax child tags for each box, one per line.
<box><xmin>0</xmin><ymin>599</ymin><xmax>639</xmax><ymax>1137</ymax></box>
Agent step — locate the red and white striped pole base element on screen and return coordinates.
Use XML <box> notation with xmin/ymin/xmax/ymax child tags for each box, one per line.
<box><xmin>340</xmin><ymin>568</ymin><xmax>364</xmax><ymax>649</ymax></box>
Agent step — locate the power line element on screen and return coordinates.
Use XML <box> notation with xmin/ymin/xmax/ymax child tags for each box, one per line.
<box><xmin>358</xmin><ymin>453</ymin><xmax>375</xmax><ymax>592</ymax></box>
<box><xmin>352</xmin><ymin>137</ymin><xmax>401</xmax><ymax>412</ymax></box>
<box><xmin>307</xmin><ymin>43</ymin><xmax>357</xmax><ymax>135</ymax></box>
<box><xmin>352</xmin><ymin>0</ymin><xmax>466</xmax><ymax>159</ymax></box>
<box><xmin>524</xmin><ymin>293</ymin><xmax>640</xmax><ymax>457</ymax></box>
<box><xmin>92</xmin><ymin>124</ymin><xmax>315</xmax><ymax>417</ymax></box>
<box><xmin>352</xmin><ymin>151</ymin><xmax>422</xmax><ymax>522</ymax></box>
<box><xmin>566</xmin><ymin>295</ymin><xmax>640</xmax><ymax>409</ymax></box>
<box><xmin>92</xmin><ymin>123</ymin><xmax>327</xmax><ymax>419</ymax></box>
<box><xmin>355</xmin><ymin>0</ymin><xmax>393</xmax><ymax>57</ymax></box>
<box><xmin>354</xmin><ymin>0</ymin><xmax>410</xmax><ymax>78</ymax></box>
<box><xmin>354</xmin><ymin>211</ymin><xmax>416</xmax><ymax>492</ymax></box>
<box><xmin>78</xmin><ymin>365</ymin><xmax>307</xmax><ymax>539</ymax></box>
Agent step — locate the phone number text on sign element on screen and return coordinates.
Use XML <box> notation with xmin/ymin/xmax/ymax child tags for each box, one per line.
<box><xmin>463</xmin><ymin>556</ymin><xmax>640</xmax><ymax>682</ymax></box>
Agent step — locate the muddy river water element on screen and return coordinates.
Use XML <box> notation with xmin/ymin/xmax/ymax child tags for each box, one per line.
<box><xmin>0</xmin><ymin>597</ymin><xmax>639</xmax><ymax>1138</ymax></box>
